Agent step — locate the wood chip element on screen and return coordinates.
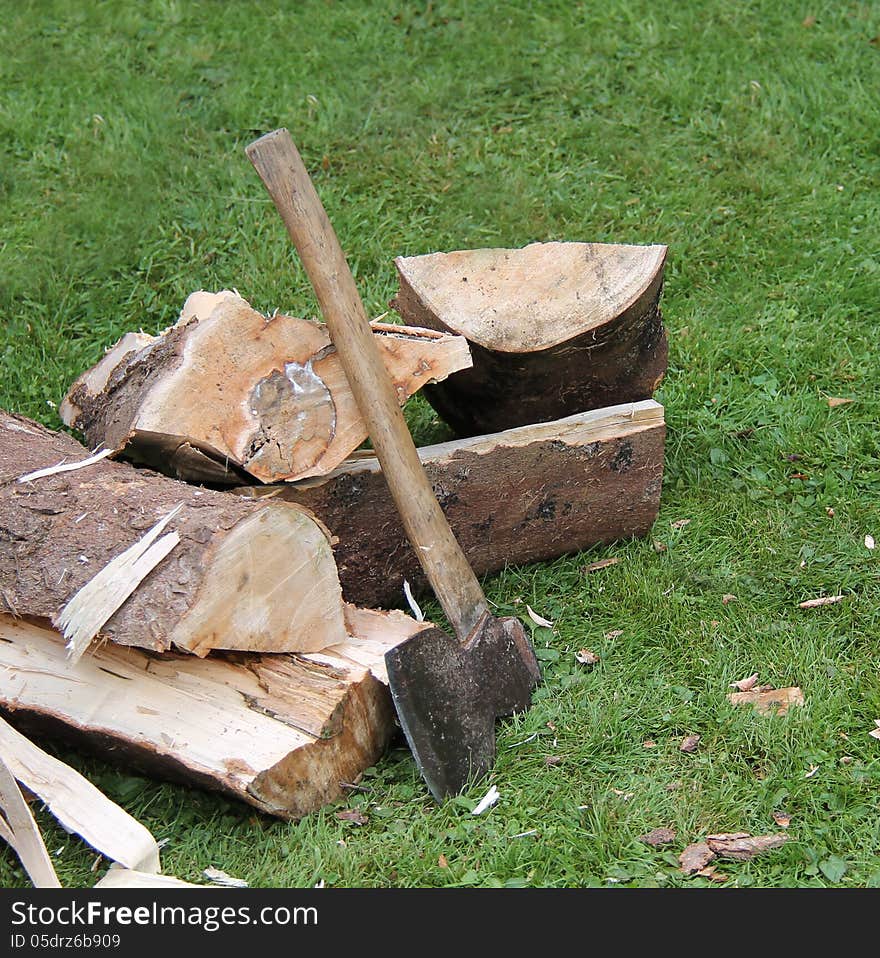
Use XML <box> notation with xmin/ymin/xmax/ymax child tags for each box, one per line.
<box><xmin>336</xmin><ymin>808</ymin><xmax>369</xmax><ymax>825</ymax></box>
<box><xmin>722</xmin><ymin>593</ymin><xmax>737</xmax><ymax>605</ymax></box>
<box><xmin>670</xmin><ymin>518</ymin><xmax>691</xmax><ymax>529</ymax></box>
<box><xmin>643</xmin><ymin>740</ymin><xmax>656</xmax><ymax>749</ymax></box>
<box><xmin>638</xmin><ymin>827</ymin><xmax>676</xmax><ymax>847</ymax></box>
<box><xmin>575</xmin><ymin>648</ymin><xmax>600</xmax><ymax>666</ymax></box>
<box><xmin>526</xmin><ymin>605</ymin><xmax>553</xmax><ymax>628</ymax></box>
<box><xmin>772</xmin><ymin>811</ymin><xmax>791</xmax><ymax>828</ymax></box>
<box><xmin>680</xmin><ymin>734</ymin><xmax>701</xmax><ymax>754</ymax></box>
<box><xmin>679</xmin><ymin>842</ymin><xmax>716</xmax><ymax>875</ymax></box>
<box><xmin>729</xmin><ymin>672</ymin><xmax>759</xmax><ymax>692</ymax></box>
<box><xmin>865</xmin><ymin>535</ymin><xmax>875</xmax><ymax>550</ymax></box>
<box><xmin>697</xmin><ymin>865</ymin><xmax>729</xmax><ymax>882</ymax></box>
<box><xmin>544</xmin><ymin>755</ymin><xmax>562</xmax><ymax>767</ymax></box>
<box><xmin>203</xmin><ymin>866</ymin><xmax>248</xmax><ymax>887</ymax></box>
<box><xmin>402</xmin><ymin>580</ymin><xmax>424</xmax><ymax>621</ymax></box>
<box><xmin>706</xmin><ymin>832</ymin><xmax>788</xmax><ymax>860</ymax></box>
<box><xmin>727</xmin><ymin>686</ymin><xmax>804</xmax><ymax>715</ymax></box>
<box><xmin>868</xmin><ymin>720</ymin><xmax>880</xmax><ymax>741</ymax></box>
<box><xmin>438</xmin><ymin>854</ymin><xmax>449</xmax><ymax>868</ymax></box>
<box><xmin>0</xmin><ymin>756</ymin><xmax>61</xmax><ymax>888</ymax></box>
<box><xmin>799</xmin><ymin>595</ymin><xmax>844</xmax><ymax>608</ymax></box>
<box><xmin>16</xmin><ymin>447</ymin><xmax>115</xmax><ymax>483</ymax></box>
<box><xmin>471</xmin><ymin>785</ymin><xmax>500</xmax><ymax>815</ymax></box>
<box><xmin>652</xmin><ymin>539</ymin><xmax>667</xmax><ymax>553</ymax></box>
<box><xmin>583</xmin><ymin>557</ymin><xmax>620</xmax><ymax>573</ymax></box>
<box><xmin>605</xmin><ymin>629</ymin><xmax>623</xmax><ymax>641</ymax></box>
<box><xmin>95</xmin><ymin>865</ymin><xmax>201</xmax><ymax>889</ymax></box>
<box><xmin>827</xmin><ymin>397</ymin><xmax>852</xmax><ymax>408</ymax></box>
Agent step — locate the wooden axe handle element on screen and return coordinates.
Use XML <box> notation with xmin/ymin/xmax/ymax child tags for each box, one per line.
<box><xmin>246</xmin><ymin>129</ymin><xmax>488</xmax><ymax>640</ymax></box>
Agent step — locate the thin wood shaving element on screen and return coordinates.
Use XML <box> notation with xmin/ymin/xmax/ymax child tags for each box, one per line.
<box><xmin>526</xmin><ymin>605</ymin><xmax>553</xmax><ymax>628</ymax></box>
<box><xmin>57</xmin><ymin>504</ymin><xmax>184</xmax><ymax>662</ymax></box>
<box><xmin>402</xmin><ymin>579</ymin><xmax>424</xmax><ymax>622</ymax></box>
<box><xmin>471</xmin><ymin>785</ymin><xmax>500</xmax><ymax>815</ymax></box>
<box><xmin>203</xmin><ymin>866</ymin><xmax>248</xmax><ymax>887</ymax></box>
<box><xmin>17</xmin><ymin>447</ymin><xmax>115</xmax><ymax>483</ymax></box>
<box><xmin>798</xmin><ymin>595</ymin><xmax>844</xmax><ymax>608</ymax></box>
<box><xmin>0</xmin><ymin>756</ymin><xmax>61</xmax><ymax>888</ymax></box>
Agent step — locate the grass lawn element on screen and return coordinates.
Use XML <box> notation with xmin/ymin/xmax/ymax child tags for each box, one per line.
<box><xmin>1</xmin><ymin>0</ymin><xmax>879</xmax><ymax>889</ymax></box>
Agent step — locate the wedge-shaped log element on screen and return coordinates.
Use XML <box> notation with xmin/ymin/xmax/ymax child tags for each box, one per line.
<box><xmin>0</xmin><ymin>410</ymin><xmax>347</xmax><ymax>656</ymax></box>
<box><xmin>0</xmin><ymin>610</ymin><xmax>428</xmax><ymax>818</ymax></box>
<box><xmin>393</xmin><ymin>242</ymin><xmax>668</xmax><ymax>436</ymax></box>
<box><xmin>60</xmin><ymin>290</ymin><xmax>472</xmax><ymax>484</ymax></box>
<box><xmin>246</xmin><ymin>400</ymin><xmax>665</xmax><ymax>608</ymax></box>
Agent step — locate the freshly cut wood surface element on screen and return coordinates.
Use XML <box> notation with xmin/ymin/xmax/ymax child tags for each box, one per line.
<box><xmin>250</xmin><ymin>401</ymin><xmax>666</xmax><ymax>608</ymax></box>
<box><xmin>0</xmin><ymin>716</ymin><xmax>160</xmax><ymax>872</ymax></box>
<box><xmin>394</xmin><ymin>242</ymin><xmax>668</xmax><ymax>435</ymax></box>
<box><xmin>0</xmin><ymin>410</ymin><xmax>347</xmax><ymax>656</ymax></box>
<box><xmin>0</xmin><ymin>754</ymin><xmax>61</xmax><ymax>888</ymax></box>
<box><xmin>61</xmin><ymin>290</ymin><xmax>472</xmax><ymax>484</ymax></box>
<box><xmin>0</xmin><ymin>611</ymin><xmax>428</xmax><ymax>818</ymax></box>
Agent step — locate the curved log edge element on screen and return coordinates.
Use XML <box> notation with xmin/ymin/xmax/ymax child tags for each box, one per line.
<box><xmin>0</xmin><ymin>611</ymin><xmax>428</xmax><ymax>819</ymax></box>
<box><xmin>244</xmin><ymin>401</ymin><xmax>666</xmax><ymax>609</ymax></box>
<box><xmin>393</xmin><ymin>242</ymin><xmax>668</xmax><ymax>436</ymax></box>
<box><xmin>0</xmin><ymin>410</ymin><xmax>347</xmax><ymax>656</ymax></box>
<box><xmin>61</xmin><ymin>289</ymin><xmax>472</xmax><ymax>484</ymax></box>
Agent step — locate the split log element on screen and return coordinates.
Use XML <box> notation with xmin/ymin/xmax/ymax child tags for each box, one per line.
<box><xmin>0</xmin><ymin>410</ymin><xmax>348</xmax><ymax>656</ymax></box>
<box><xmin>246</xmin><ymin>400</ymin><xmax>665</xmax><ymax>608</ymax></box>
<box><xmin>393</xmin><ymin>242</ymin><xmax>668</xmax><ymax>436</ymax></box>
<box><xmin>0</xmin><ymin>609</ymin><xmax>428</xmax><ymax>818</ymax></box>
<box><xmin>60</xmin><ymin>289</ymin><xmax>472</xmax><ymax>484</ymax></box>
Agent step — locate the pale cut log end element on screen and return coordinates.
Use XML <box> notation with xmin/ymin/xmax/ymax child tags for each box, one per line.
<box><xmin>171</xmin><ymin>501</ymin><xmax>348</xmax><ymax>656</ymax></box>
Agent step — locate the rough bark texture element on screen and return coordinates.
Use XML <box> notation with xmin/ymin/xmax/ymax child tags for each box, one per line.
<box><xmin>0</xmin><ymin>613</ymin><xmax>409</xmax><ymax>819</ymax></box>
<box><xmin>0</xmin><ymin>411</ymin><xmax>347</xmax><ymax>656</ymax></box>
<box><xmin>243</xmin><ymin>401</ymin><xmax>665</xmax><ymax>608</ymax></box>
<box><xmin>393</xmin><ymin>242</ymin><xmax>668</xmax><ymax>436</ymax></box>
<box><xmin>60</xmin><ymin>290</ymin><xmax>472</xmax><ymax>484</ymax></box>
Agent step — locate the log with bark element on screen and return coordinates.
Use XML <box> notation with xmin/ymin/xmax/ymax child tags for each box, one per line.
<box><xmin>0</xmin><ymin>410</ymin><xmax>352</xmax><ymax>657</ymax></box>
<box><xmin>0</xmin><ymin>610</ymin><xmax>428</xmax><ymax>819</ymax></box>
<box><xmin>59</xmin><ymin>289</ymin><xmax>472</xmax><ymax>484</ymax></box>
<box><xmin>243</xmin><ymin>400</ymin><xmax>665</xmax><ymax>608</ymax></box>
<box><xmin>392</xmin><ymin>242</ymin><xmax>668</xmax><ymax>436</ymax></box>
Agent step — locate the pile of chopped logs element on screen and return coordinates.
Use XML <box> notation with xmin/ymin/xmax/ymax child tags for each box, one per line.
<box><xmin>0</xmin><ymin>241</ymin><xmax>667</xmax><ymax>842</ymax></box>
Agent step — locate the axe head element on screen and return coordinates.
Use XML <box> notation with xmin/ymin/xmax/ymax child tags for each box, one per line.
<box><xmin>385</xmin><ymin>614</ymin><xmax>542</xmax><ymax>801</ymax></box>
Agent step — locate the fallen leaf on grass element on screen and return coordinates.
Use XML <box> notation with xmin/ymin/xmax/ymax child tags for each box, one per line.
<box><xmin>671</xmin><ymin>518</ymin><xmax>691</xmax><ymax>530</ymax></box>
<box><xmin>643</xmin><ymin>740</ymin><xmax>656</xmax><ymax>749</ymax></box>
<box><xmin>729</xmin><ymin>672</ymin><xmax>759</xmax><ymax>692</ymax></box>
<box><xmin>583</xmin><ymin>557</ymin><xmax>620</xmax><ymax>573</ymax></box>
<box><xmin>336</xmin><ymin>808</ymin><xmax>369</xmax><ymax>825</ymax></box>
<box><xmin>575</xmin><ymin>648</ymin><xmax>600</xmax><ymax>666</ymax></box>
<box><xmin>799</xmin><ymin>595</ymin><xmax>844</xmax><ymax>608</ymax></box>
<box><xmin>652</xmin><ymin>540</ymin><xmax>667</xmax><ymax>553</ymax></box>
<box><xmin>526</xmin><ymin>605</ymin><xmax>554</xmax><ymax>628</ymax></box>
<box><xmin>827</xmin><ymin>397</ymin><xmax>853</xmax><ymax>408</ymax></box>
<box><xmin>707</xmin><ymin>832</ymin><xmax>788</xmax><ymax>860</ymax></box>
<box><xmin>802</xmin><ymin>14</ymin><xmax>816</xmax><ymax>27</ymax></box>
<box><xmin>728</xmin><ymin>686</ymin><xmax>804</xmax><ymax>715</ymax></box>
<box><xmin>697</xmin><ymin>865</ymin><xmax>729</xmax><ymax>882</ymax></box>
<box><xmin>680</xmin><ymin>734</ymin><xmax>701</xmax><ymax>754</ymax></box>
<box><xmin>772</xmin><ymin>811</ymin><xmax>791</xmax><ymax>828</ymax></box>
<box><xmin>438</xmin><ymin>854</ymin><xmax>448</xmax><ymax>868</ymax></box>
<box><xmin>722</xmin><ymin>593</ymin><xmax>737</xmax><ymax>605</ymax></box>
<box><xmin>868</xmin><ymin>720</ymin><xmax>880</xmax><ymax>741</ymax></box>
<box><xmin>638</xmin><ymin>827</ymin><xmax>676</xmax><ymax>847</ymax></box>
<box><xmin>680</xmin><ymin>843</ymin><xmax>716</xmax><ymax>875</ymax></box>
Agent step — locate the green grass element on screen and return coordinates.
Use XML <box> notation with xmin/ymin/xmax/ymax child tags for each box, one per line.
<box><xmin>2</xmin><ymin>0</ymin><xmax>879</xmax><ymax>888</ymax></box>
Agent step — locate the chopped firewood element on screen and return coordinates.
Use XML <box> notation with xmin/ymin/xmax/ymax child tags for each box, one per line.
<box><xmin>60</xmin><ymin>290</ymin><xmax>472</xmax><ymax>484</ymax></box>
<box><xmin>727</xmin><ymin>686</ymin><xmax>804</xmax><ymax>715</ymax></box>
<box><xmin>0</xmin><ymin>611</ymin><xmax>428</xmax><ymax>818</ymax></box>
<box><xmin>253</xmin><ymin>400</ymin><xmax>665</xmax><ymax>607</ymax></box>
<box><xmin>0</xmin><ymin>716</ymin><xmax>160</xmax><ymax>872</ymax></box>
<box><xmin>392</xmin><ymin>242</ymin><xmax>667</xmax><ymax>435</ymax></box>
<box><xmin>0</xmin><ymin>755</ymin><xmax>61</xmax><ymax>887</ymax></box>
<box><xmin>0</xmin><ymin>410</ymin><xmax>348</xmax><ymax>656</ymax></box>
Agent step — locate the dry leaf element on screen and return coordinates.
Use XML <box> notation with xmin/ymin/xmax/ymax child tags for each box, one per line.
<box><xmin>827</xmin><ymin>397</ymin><xmax>852</xmax><ymax>408</ymax></box>
<box><xmin>575</xmin><ymin>648</ymin><xmax>600</xmax><ymax>666</ymax></box>
<box><xmin>336</xmin><ymin>808</ymin><xmax>369</xmax><ymax>825</ymax></box>
<box><xmin>652</xmin><ymin>540</ymin><xmax>667</xmax><ymax>553</ymax></box>
<box><xmin>799</xmin><ymin>595</ymin><xmax>844</xmax><ymax>608</ymax></box>
<box><xmin>583</xmin><ymin>557</ymin><xmax>620</xmax><ymax>573</ymax></box>
<box><xmin>772</xmin><ymin>811</ymin><xmax>791</xmax><ymax>828</ymax></box>
<box><xmin>526</xmin><ymin>605</ymin><xmax>554</xmax><ymax>629</ymax></box>
<box><xmin>706</xmin><ymin>832</ymin><xmax>788</xmax><ymax>860</ymax></box>
<box><xmin>865</xmin><ymin>535</ymin><xmax>875</xmax><ymax>550</ymax></box>
<box><xmin>728</xmin><ymin>686</ymin><xmax>804</xmax><ymax>715</ymax></box>
<box><xmin>869</xmin><ymin>720</ymin><xmax>880</xmax><ymax>741</ymax></box>
<box><xmin>638</xmin><ymin>827</ymin><xmax>676</xmax><ymax>847</ymax></box>
<box><xmin>722</xmin><ymin>593</ymin><xmax>737</xmax><ymax>605</ymax></box>
<box><xmin>679</xmin><ymin>842</ymin><xmax>716</xmax><ymax>875</ymax></box>
<box><xmin>643</xmin><ymin>740</ymin><xmax>656</xmax><ymax>749</ymax></box>
<box><xmin>544</xmin><ymin>755</ymin><xmax>562</xmax><ymax>767</ymax></box>
<box><xmin>438</xmin><ymin>854</ymin><xmax>448</xmax><ymax>868</ymax></box>
<box><xmin>671</xmin><ymin>518</ymin><xmax>691</xmax><ymax>530</ymax></box>
<box><xmin>680</xmin><ymin>734</ymin><xmax>701</xmax><ymax>754</ymax></box>
<box><xmin>697</xmin><ymin>865</ymin><xmax>729</xmax><ymax>882</ymax></box>
<box><xmin>802</xmin><ymin>14</ymin><xmax>816</xmax><ymax>27</ymax></box>
<box><xmin>729</xmin><ymin>672</ymin><xmax>759</xmax><ymax>692</ymax></box>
